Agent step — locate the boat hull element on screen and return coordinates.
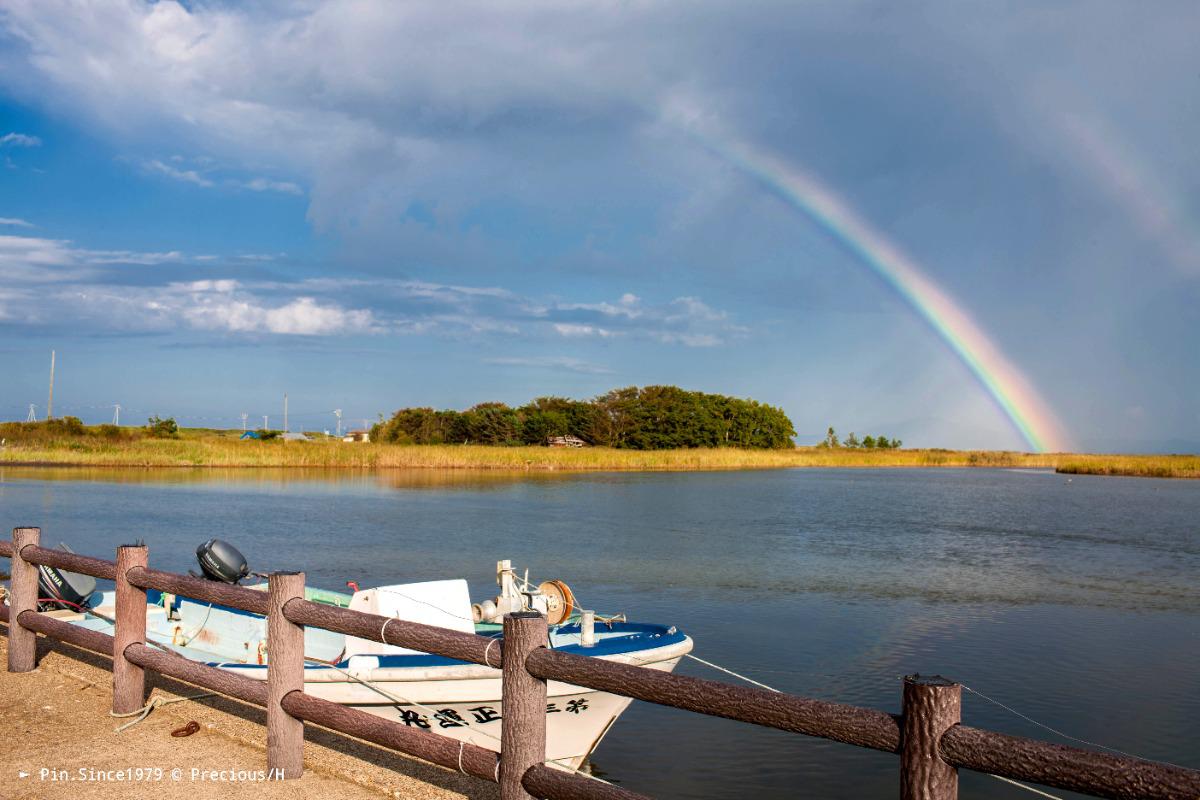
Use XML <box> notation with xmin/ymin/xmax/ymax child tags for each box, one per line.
<box><xmin>270</xmin><ymin>650</ymin><xmax>686</xmax><ymax>769</ymax></box>
<box><xmin>341</xmin><ymin>684</ymin><xmax>637</xmax><ymax>770</ymax></box>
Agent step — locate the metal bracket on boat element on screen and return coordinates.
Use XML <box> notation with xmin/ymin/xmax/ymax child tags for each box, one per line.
<box><xmin>471</xmin><ymin>559</ymin><xmax>578</xmax><ymax>626</ymax></box>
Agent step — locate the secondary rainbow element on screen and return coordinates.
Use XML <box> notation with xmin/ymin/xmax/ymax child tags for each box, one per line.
<box><xmin>689</xmin><ymin>131</ymin><xmax>1070</xmax><ymax>452</ymax></box>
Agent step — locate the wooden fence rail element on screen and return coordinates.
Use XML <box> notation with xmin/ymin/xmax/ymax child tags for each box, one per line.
<box><xmin>2</xmin><ymin>527</ymin><xmax>1199</xmax><ymax>800</ymax></box>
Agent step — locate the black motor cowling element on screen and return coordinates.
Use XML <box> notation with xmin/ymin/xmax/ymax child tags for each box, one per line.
<box><xmin>195</xmin><ymin>538</ymin><xmax>250</xmax><ymax>584</ymax></box>
<box><xmin>37</xmin><ymin>564</ymin><xmax>97</xmax><ymax>611</ymax></box>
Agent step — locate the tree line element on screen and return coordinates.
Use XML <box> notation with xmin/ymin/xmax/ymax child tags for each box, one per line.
<box><xmin>372</xmin><ymin>386</ymin><xmax>797</xmax><ymax>450</ymax></box>
<box><xmin>818</xmin><ymin>426</ymin><xmax>902</xmax><ymax>449</ymax></box>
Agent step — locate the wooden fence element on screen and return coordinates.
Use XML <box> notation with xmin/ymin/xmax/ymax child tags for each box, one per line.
<box><xmin>2</xmin><ymin>526</ymin><xmax>1198</xmax><ymax>800</ymax></box>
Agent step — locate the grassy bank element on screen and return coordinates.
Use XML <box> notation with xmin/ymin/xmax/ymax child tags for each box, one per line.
<box><xmin>1055</xmin><ymin>454</ymin><xmax>1200</xmax><ymax>479</ymax></box>
<box><xmin>1</xmin><ymin>422</ymin><xmax>1195</xmax><ymax>477</ymax></box>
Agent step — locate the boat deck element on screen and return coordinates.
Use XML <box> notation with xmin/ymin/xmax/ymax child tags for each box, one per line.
<box><xmin>72</xmin><ymin>588</ymin><xmax>688</xmax><ymax>671</ymax></box>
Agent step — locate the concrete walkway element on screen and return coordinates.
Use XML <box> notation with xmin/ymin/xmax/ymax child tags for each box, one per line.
<box><xmin>0</xmin><ymin>624</ymin><xmax>497</xmax><ymax>800</ymax></box>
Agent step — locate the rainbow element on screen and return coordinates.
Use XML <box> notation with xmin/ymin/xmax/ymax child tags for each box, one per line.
<box><xmin>1052</xmin><ymin>112</ymin><xmax>1200</xmax><ymax>274</ymax></box>
<box><xmin>686</xmin><ymin>130</ymin><xmax>1070</xmax><ymax>452</ymax></box>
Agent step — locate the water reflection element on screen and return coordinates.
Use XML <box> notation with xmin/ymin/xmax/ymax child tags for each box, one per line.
<box><xmin>1</xmin><ymin>466</ymin><xmax>578</xmax><ymax>491</ymax></box>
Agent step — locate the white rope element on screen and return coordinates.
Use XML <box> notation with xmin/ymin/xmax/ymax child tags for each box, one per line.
<box><xmin>177</xmin><ymin>603</ymin><xmax>213</xmax><ymax>647</ymax></box>
<box><xmin>304</xmin><ymin>656</ymin><xmax>503</xmax><ymax>744</ymax></box>
<box><xmin>961</xmin><ymin>684</ymin><xmax>1195</xmax><ymax>771</ymax></box>
<box><xmin>377</xmin><ymin>586</ymin><xmax>480</xmax><ymax>624</ymax></box>
<box><xmin>306</xmin><ymin>653</ymin><xmax>619</xmax><ymax>787</ymax></box>
<box><xmin>546</xmin><ymin>757</ymin><xmax>624</xmax><ymax>787</ymax></box>
<box><xmin>683</xmin><ymin>654</ymin><xmax>781</xmax><ymax>693</ymax></box>
<box><xmin>380</xmin><ymin>616</ymin><xmax>394</xmax><ymax>645</ymax></box>
<box><xmin>989</xmin><ymin>774</ymin><xmax>1067</xmax><ymax>799</ymax></box>
<box><xmin>484</xmin><ymin>637</ymin><xmax>500</xmax><ymax>669</ymax></box>
<box><xmin>552</xmin><ymin>591</ymin><xmax>783</xmax><ymax>696</ymax></box>
<box><xmin>110</xmin><ymin>692</ymin><xmax>215</xmax><ymax>733</ymax></box>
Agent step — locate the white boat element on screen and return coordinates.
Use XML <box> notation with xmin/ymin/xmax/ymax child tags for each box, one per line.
<box><xmin>35</xmin><ymin>544</ymin><xmax>693</xmax><ymax>770</ymax></box>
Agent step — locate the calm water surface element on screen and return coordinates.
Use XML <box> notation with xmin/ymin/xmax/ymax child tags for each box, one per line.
<box><xmin>2</xmin><ymin>466</ymin><xmax>1197</xmax><ymax>798</ymax></box>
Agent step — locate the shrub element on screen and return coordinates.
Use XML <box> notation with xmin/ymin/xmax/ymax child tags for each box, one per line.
<box><xmin>146</xmin><ymin>415</ymin><xmax>179</xmax><ymax>438</ymax></box>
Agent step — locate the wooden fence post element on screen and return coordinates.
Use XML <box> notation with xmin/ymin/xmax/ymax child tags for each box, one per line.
<box><xmin>500</xmin><ymin>611</ymin><xmax>548</xmax><ymax>800</ymax></box>
<box><xmin>267</xmin><ymin>571</ymin><xmax>305</xmax><ymax>779</ymax></box>
<box><xmin>113</xmin><ymin>543</ymin><xmax>149</xmax><ymax>714</ymax></box>
<box><xmin>8</xmin><ymin>527</ymin><xmax>41</xmax><ymax>673</ymax></box>
<box><xmin>901</xmin><ymin>674</ymin><xmax>961</xmax><ymax>800</ymax></box>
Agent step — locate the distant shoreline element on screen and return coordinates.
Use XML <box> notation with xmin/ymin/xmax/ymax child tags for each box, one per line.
<box><xmin>0</xmin><ymin>438</ymin><xmax>1196</xmax><ymax>478</ymax></box>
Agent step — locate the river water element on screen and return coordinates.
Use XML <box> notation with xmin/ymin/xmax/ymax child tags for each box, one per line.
<box><xmin>1</xmin><ymin>466</ymin><xmax>1197</xmax><ymax>798</ymax></box>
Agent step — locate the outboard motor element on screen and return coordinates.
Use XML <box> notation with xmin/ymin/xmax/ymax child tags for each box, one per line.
<box><xmin>37</xmin><ymin>564</ymin><xmax>97</xmax><ymax>612</ymax></box>
<box><xmin>195</xmin><ymin>538</ymin><xmax>250</xmax><ymax>584</ymax></box>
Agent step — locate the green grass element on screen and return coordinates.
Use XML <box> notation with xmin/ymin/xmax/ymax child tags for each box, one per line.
<box><xmin>0</xmin><ymin>421</ymin><xmax>1195</xmax><ymax>477</ymax></box>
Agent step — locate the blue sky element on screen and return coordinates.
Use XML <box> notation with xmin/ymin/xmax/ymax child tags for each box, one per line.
<box><xmin>1</xmin><ymin>1</ymin><xmax>1197</xmax><ymax>450</ymax></box>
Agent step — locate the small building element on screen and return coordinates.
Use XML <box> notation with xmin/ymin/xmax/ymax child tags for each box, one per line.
<box><xmin>343</xmin><ymin>429</ymin><xmax>371</xmax><ymax>443</ymax></box>
<box><xmin>547</xmin><ymin>435</ymin><xmax>586</xmax><ymax>448</ymax></box>
<box><xmin>281</xmin><ymin>431</ymin><xmax>310</xmax><ymax>442</ymax></box>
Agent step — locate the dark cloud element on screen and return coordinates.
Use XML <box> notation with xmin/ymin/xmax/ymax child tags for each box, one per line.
<box><xmin>0</xmin><ymin>1</ymin><xmax>1196</xmax><ymax>447</ymax></box>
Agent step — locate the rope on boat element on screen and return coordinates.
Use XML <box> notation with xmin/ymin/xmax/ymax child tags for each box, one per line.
<box><xmin>303</xmin><ymin>655</ymin><xmax>503</xmax><ymax>745</ymax></box>
<box><xmin>110</xmin><ymin>692</ymin><xmax>216</xmax><ymax>733</ymax></box>
<box><xmin>178</xmin><ymin>603</ymin><xmax>214</xmax><ymax>647</ymax></box>
<box><xmin>305</xmin><ymin>653</ymin><xmax>624</xmax><ymax>789</ymax></box>
<box><xmin>681</xmin><ymin>654</ymin><xmax>781</xmax><ymax>692</ymax></box>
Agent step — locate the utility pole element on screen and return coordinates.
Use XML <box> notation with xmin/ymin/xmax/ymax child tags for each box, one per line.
<box><xmin>334</xmin><ymin>409</ymin><xmax>343</xmax><ymax>438</ymax></box>
<box><xmin>112</xmin><ymin>404</ymin><xmax>121</xmax><ymax>426</ymax></box>
<box><xmin>240</xmin><ymin>413</ymin><xmax>248</xmax><ymax>433</ymax></box>
<box><xmin>262</xmin><ymin>415</ymin><xmax>269</xmax><ymax>431</ymax></box>
<box><xmin>284</xmin><ymin>393</ymin><xmax>289</xmax><ymax>434</ymax></box>
<box><xmin>26</xmin><ymin>404</ymin><xmax>36</xmax><ymax>423</ymax></box>
<box><xmin>46</xmin><ymin>350</ymin><xmax>55</xmax><ymax>420</ymax></box>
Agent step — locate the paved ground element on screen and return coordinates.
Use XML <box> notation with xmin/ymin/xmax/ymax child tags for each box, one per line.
<box><xmin>0</xmin><ymin>623</ymin><xmax>498</xmax><ymax>800</ymax></box>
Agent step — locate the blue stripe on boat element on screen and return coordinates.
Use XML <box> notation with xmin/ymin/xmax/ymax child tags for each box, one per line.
<box><xmin>205</xmin><ymin>620</ymin><xmax>687</xmax><ymax>670</ymax></box>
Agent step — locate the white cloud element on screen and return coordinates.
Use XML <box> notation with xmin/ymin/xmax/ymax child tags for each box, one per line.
<box><xmin>0</xmin><ymin>235</ymin><xmax>91</xmax><ymax>282</ymax></box>
<box><xmin>81</xmin><ymin>248</ymin><xmax>186</xmax><ymax>265</ymax></box>
<box><xmin>144</xmin><ymin>158</ymin><xmax>213</xmax><ymax>187</ymax></box>
<box><xmin>553</xmin><ymin>323</ymin><xmax>616</xmax><ymax>339</ymax></box>
<box><xmin>0</xmin><ymin>132</ymin><xmax>41</xmax><ymax>147</ymax></box>
<box><xmin>181</xmin><ymin>294</ymin><xmax>376</xmax><ymax>336</ymax></box>
<box><xmin>1</xmin><ymin>230</ymin><xmax>742</xmax><ymax>344</ymax></box>
<box><xmin>0</xmin><ymin>217</ymin><xmax>34</xmax><ymax>227</ymax></box>
<box><xmin>146</xmin><ymin>158</ymin><xmax>303</xmax><ymax>196</ymax></box>
<box><xmin>240</xmin><ymin>177</ymin><xmax>303</xmax><ymax>196</ymax></box>
<box><xmin>0</xmin><ymin>234</ymin><xmax>227</xmax><ymax>278</ymax></box>
<box><xmin>556</xmin><ymin>293</ymin><xmax>644</xmax><ymax>320</ymax></box>
<box><xmin>0</xmin><ymin>0</ymin><xmax>680</xmax><ymax>239</ymax></box>
<box><xmin>44</xmin><ymin>280</ymin><xmax>380</xmax><ymax>337</ymax></box>
<box><xmin>548</xmin><ymin>294</ymin><xmax>742</xmax><ymax>346</ymax></box>
<box><xmin>484</xmin><ymin>356</ymin><xmax>613</xmax><ymax>375</ymax></box>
